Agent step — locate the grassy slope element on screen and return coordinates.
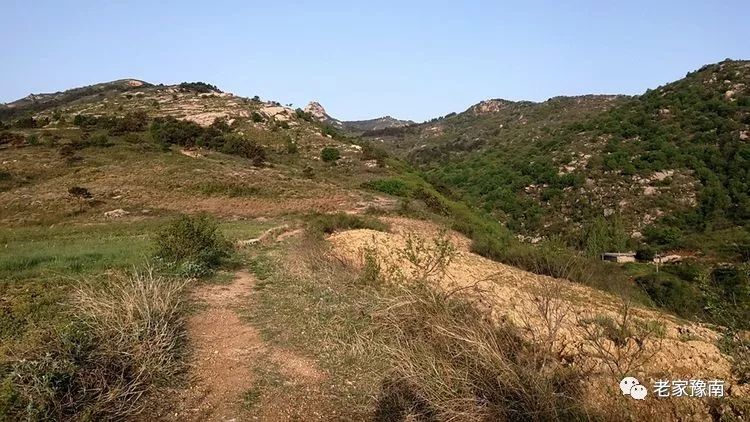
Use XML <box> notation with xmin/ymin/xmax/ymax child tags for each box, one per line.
<box><xmin>0</xmin><ymin>83</ymin><xmax>409</xmax><ymax>417</ymax></box>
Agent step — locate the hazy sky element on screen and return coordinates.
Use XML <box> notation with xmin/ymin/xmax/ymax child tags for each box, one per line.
<box><xmin>2</xmin><ymin>0</ymin><xmax>748</xmax><ymax>122</ymax></box>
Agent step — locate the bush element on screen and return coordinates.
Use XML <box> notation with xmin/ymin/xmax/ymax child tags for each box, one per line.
<box><xmin>635</xmin><ymin>245</ymin><xmax>656</xmax><ymax>262</ymax></box>
<box><xmin>286</xmin><ymin>138</ymin><xmax>298</xmax><ymax>154</ymax></box>
<box><xmin>308</xmin><ymin>212</ymin><xmax>389</xmax><ymax>235</ymax></box>
<box><xmin>0</xmin><ymin>131</ymin><xmax>24</xmax><ymax>146</ymax></box>
<box><xmin>13</xmin><ymin>116</ymin><xmax>37</xmax><ymax>129</ymax></box>
<box><xmin>220</xmin><ymin>134</ymin><xmax>266</xmax><ymax>165</ymax></box>
<box><xmin>362</xmin><ymin>178</ymin><xmax>415</xmax><ymax>197</ymax></box>
<box><xmin>251</xmin><ymin>112</ymin><xmax>264</xmax><ymax>123</ymax></box>
<box><xmin>26</xmin><ymin>134</ymin><xmax>39</xmax><ymax>146</ymax></box>
<box><xmin>320</xmin><ymin>147</ymin><xmax>341</xmax><ymax>162</ymax></box>
<box><xmin>67</xmin><ymin>186</ymin><xmax>92</xmax><ymax>199</ymax></box>
<box><xmin>178</xmin><ymin>82</ymin><xmax>221</xmax><ymax>93</ymax></box>
<box><xmin>110</xmin><ymin>111</ymin><xmax>148</xmax><ymax>134</ymax></box>
<box><xmin>87</xmin><ymin>133</ymin><xmax>110</xmax><ymax>147</ymax></box>
<box><xmin>149</xmin><ymin>116</ymin><xmax>204</xmax><ymax>147</ymax></box>
<box><xmin>72</xmin><ymin>114</ymin><xmax>99</xmax><ymax>128</ymax></box>
<box><xmin>3</xmin><ymin>269</ymin><xmax>186</xmax><ymax>420</ymax></box>
<box><xmin>644</xmin><ymin>225</ymin><xmax>684</xmax><ymax>248</ymax></box>
<box><xmin>154</xmin><ymin>214</ymin><xmax>231</xmax><ymax>272</ymax></box>
<box><xmin>361</xmin><ymin>142</ymin><xmax>388</xmax><ymax>164</ymax></box>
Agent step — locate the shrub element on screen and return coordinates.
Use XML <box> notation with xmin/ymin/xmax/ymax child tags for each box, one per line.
<box><xmin>72</xmin><ymin>114</ymin><xmax>99</xmax><ymax>128</ymax></box>
<box><xmin>149</xmin><ymin>116</ymin><xmax>204</xmax><ymax>147</ymax></box>
<box><xmin>635</xmin><ymin>245</ymin><xmax>656</xmax><ymax>262</ymax></box>
<box><xmin>308</xmin><ymin>212</ymin><xmax>389</xmax><ymax>235</ymax></box>
<box><xmin>361</xmin><ymin>142</ymin><xmax>388</xmax><ymax>163</ymax></box>
<box><xmin>67</xmin><ymin>186</ymin><xmax>92</xmax><ymax>199</ymax></box>
<box><xmin>26</xmin><ymin>134</ymin><xmax>39</xmax><ymax>146</ymax></box>
<box><xmin>220</xmin><ymin>134</ymin><xmax>266</xmax><ymax>165</ymax></box>
<box><xmin>110</xmin><ymin>111</ymin><xmax>148</xmax><ymax>134</ymax></box>
<box><xmin>0</xmin><ymin>130</ymin><xmax>24</xmax><ymax>145</ymax></box>
<box><xmin>578</xmin><ymin>301</ymin><xmax>664</xmax><ymax>379</ymax></box>
<box><xmin>178</xmin><ymin>82</ymin><xmax>221</xmax><ymax>93</ymax></box>
<box><xmin>13</xmin><ymin>116</ymin><xmax>37</xmax><ymax>129</ymax></box>
<box><xmin>251</xmin><ymin>112</ymin><xmax>264</xmax><ymax>123</ymax></box>
<box><xmin>362</xmin><ymin>178</ymin><xmax>414</xmax><ymax>197</ymax></box>
<box><xmin>286</xmin><ymin>138</ymin><xmax>298</xmax><ymax>154</ymax></box>
<box><xmin>87</xmin><ymin>133</ymin><xmax>110</xmax><ymax>147</ymax></box>
<box><xmin>3</xmin><ymin>269</ymin><xmax>186</xmax><ymax>420</ymax></box>
<box><xmin>644</xmin><ymin>225</ymin><xmax>684</xmax><ymax>248</ymax></box>
<box><xmin>320</xmin><ymin>147</ymin><xmax>341</xmax><ymax>162</ymax></box>
<box><xmin>154</xmin><ymin>214</ymin><xmax>231</xmax><ymax>271</ymax></box>
<box><xmin>123</xmin><ymin>133</ymin><xmax>143</xmax><ymax>144</ymax></box>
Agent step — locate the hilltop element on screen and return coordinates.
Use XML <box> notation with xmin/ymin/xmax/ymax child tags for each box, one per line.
<box><xmin>303</xmin><ymin>101</ymin><xmax>415</xmax><ymax>133</ymax></box>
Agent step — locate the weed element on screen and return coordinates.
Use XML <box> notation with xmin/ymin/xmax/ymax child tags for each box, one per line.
<box><xmin>578</xmin><ymin>301</ymin><xmax>664</xmax><ymax>379</ymax></box>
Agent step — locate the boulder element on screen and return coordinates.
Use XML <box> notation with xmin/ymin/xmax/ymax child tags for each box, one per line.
<box><xmin>104</xmin><ymin>209</ymin><xmax>129</xmax><ymax>219</ymax></box>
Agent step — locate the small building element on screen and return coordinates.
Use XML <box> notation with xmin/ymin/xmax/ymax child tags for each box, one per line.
<box><xmin>601</xmin><ymin>252</ymin><xmax>636</xmax><ymax>263</ymax></box>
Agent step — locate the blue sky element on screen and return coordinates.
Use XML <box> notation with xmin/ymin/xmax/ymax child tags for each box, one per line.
<box><xmin>1</xmin><ymin>0</ymin><xmax>748</xmax><ymax>122</ymax></box>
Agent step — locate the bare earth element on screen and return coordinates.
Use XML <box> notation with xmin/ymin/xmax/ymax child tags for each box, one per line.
<box><xmin>167</xmin><ymin>271</ymin><xmax>326</xmax><ymax>421</ymax></box>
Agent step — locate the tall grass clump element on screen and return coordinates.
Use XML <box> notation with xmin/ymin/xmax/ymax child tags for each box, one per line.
<box><xmin>4</xmin><ymin>269</ymin><xmax>186</xmax><ymax>420</ymax></box>
<box><xmin>372</xmin><ymin>283</ymin><xmax>592</xmax><ymax>422</ymax></box>
<box><xmin>154</xmin><ymin>214</ymin><xmax>231</xmax><ymax>277</ymax></box>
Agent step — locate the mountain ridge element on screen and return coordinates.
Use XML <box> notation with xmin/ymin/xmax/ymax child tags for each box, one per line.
<box><xmin>302</xmin><ymin>100</ymin><xmax>416</xmax><ymax>133</ymax></box>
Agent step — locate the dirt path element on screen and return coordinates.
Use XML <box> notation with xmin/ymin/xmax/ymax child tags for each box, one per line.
<box><xmin>170</xmin><ymin>271</ymin><xmax>261</xmax><ymax>421</ymax></box>
<box><xmin>168</xmin><ymin>270</ymin><xmax>326</xmax><ymax>421</ymax></box>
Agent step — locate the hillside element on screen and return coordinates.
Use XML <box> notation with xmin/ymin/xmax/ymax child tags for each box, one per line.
<box><xmin>0</xmin><ymin>71</ymin><xmax>748</xmax><ymax>420</ymax></box>
<box><xmin>366</xmin><ymin>61</ymin><xmax>750</xmax><ymax>246</ymax></box>
<box><xmin>362</xmin><ymin>60</ymin><xmax>750</xmax><ymax>328</ymax></box>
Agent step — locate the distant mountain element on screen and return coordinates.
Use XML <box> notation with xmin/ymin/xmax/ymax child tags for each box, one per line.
<box><xmin>1</xmin><ymin>79</ymin><xmax>151</xmax><ymax>120</ymax></box>
<box><xmin>364</xmin><ymin>59</ymin><xmax>750</xmax><ymax>260</ymax></box>
<box><xmin>303</xmin><ymin>101</ymin><xmax>415</xmax><ymax>133</ymax></box>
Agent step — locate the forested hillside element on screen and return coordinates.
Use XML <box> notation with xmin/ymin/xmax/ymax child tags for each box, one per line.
<box><xmin>362</xmin><ymin>60</ymin><xmax>750</xmax><ymax>327</ymax></box>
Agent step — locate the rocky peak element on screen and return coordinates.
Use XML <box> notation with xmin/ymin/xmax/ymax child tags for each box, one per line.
<box><xmin>472</xmin><ymin>99</ymin><xmax>514</xmax><ymax>114</ymax></box>
<box><xmin>304</xmin><ymin>101</ymin><xmax>331</xmax><ymax>121</ymax></box>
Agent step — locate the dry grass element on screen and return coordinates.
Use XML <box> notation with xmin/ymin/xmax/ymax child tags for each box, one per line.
<box><xmin>577</xmin><ymin>301</ymin><xmax>664</xmax><ymax>380</ymax></box>
<box><xmin>363</xmin><ymin>232</ymin><xmax>594</xmax><ymax>421</ymax></box>
<box><xmin>6</xmin><ymin>268</ymin><xmax>187</xmax><ymax>420</ymax></box>
<box><xmin>371</xmin><ymin>283</ymin><xmax>593</xmax><ymax>422</ymax></box>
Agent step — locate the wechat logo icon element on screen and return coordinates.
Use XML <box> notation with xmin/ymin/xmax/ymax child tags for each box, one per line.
<box><xmin>620</xmin><ymin>377</ymin><xmax>647</xmax><ymax>400</ymax></box>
